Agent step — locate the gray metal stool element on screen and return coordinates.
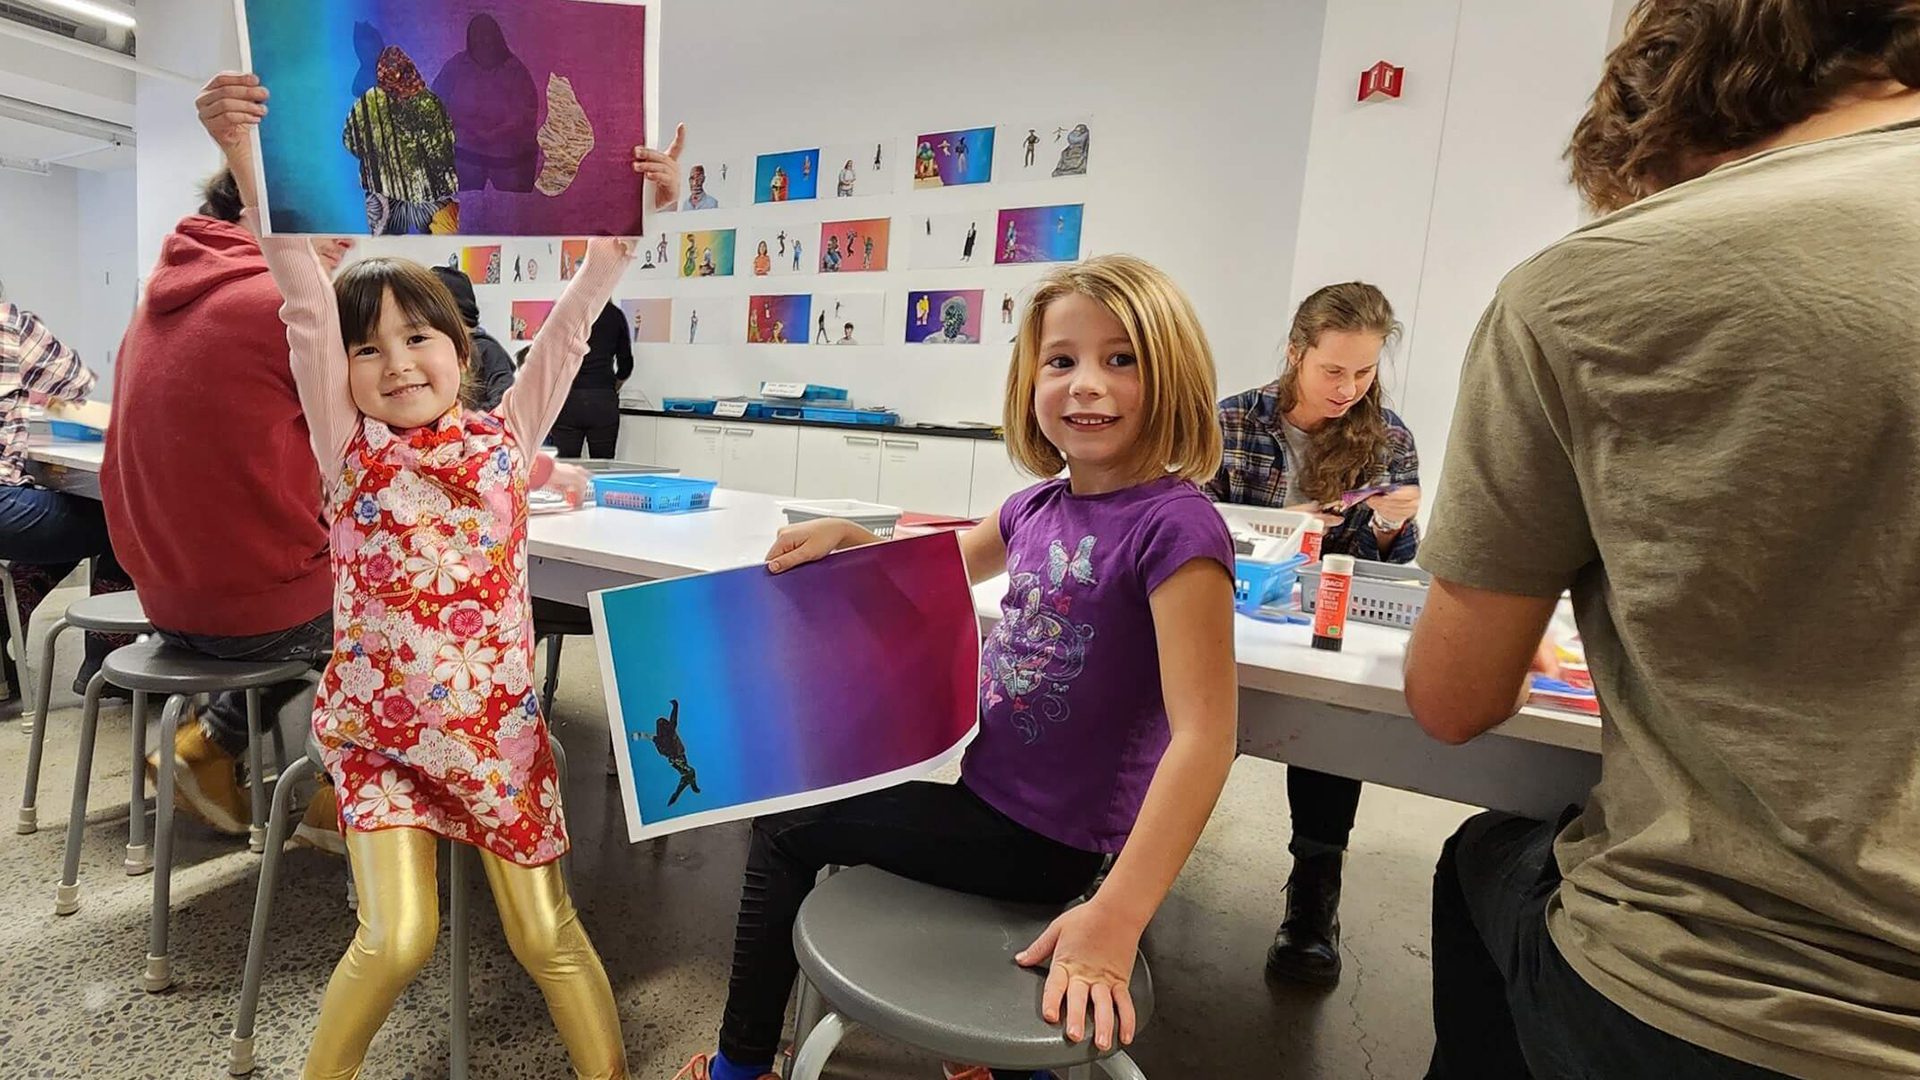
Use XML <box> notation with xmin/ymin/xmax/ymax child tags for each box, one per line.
<box><xmin>789</xmin><ymin>866</ymin><xmax>1153</xmax><ymax>1080</ymax></box>
<box><xmin>228</xmin><ymin>729</ymin><xmax>571</xmax><ymax>1077</ymax></box>
<box><xmin>54</xmin><ymin>639</ymin><xmax>307</xmax><ymax>992</ymax></box>
<box><xmin>18</xmin><ymin>590</ymin><xmax>152</xmax><ymax>834</ymax></box>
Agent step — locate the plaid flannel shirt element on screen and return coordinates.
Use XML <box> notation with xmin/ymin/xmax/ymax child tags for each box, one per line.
<box><xmin>1</xmin><ymin>301</ymin><xmax>96</xmax><ymax>487</ymax></box>
<box><xmin>1202</xmin><ymin>383</ymin><xmax>1421</xmax><ymax>563</ymax></box>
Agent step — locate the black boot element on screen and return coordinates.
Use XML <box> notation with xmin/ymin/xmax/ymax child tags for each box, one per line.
<box><xmin>1266</xmin><ymin>850</ymin><xmax>1344</xmax><ymax>986</ymax></box>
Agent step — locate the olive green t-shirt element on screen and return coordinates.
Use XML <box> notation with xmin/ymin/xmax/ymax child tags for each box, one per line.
<box><xmin>1421</xmin><ymin>118</ymin><xmax>1920</xmax><ymax>1078</ymax></box>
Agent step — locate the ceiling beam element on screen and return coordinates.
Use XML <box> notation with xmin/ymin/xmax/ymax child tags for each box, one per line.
<box><xmin>0</xmin><ymin>16</ymin><xmax>195</xmax><ymax>84</ymax></box>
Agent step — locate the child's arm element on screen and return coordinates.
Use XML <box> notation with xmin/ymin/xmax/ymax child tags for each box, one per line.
<box><xmin>1018</xmin><ymin>556</ymin><xmax>1238</xmax><ymax>1052</ymax></box>
<box><xmin>198</xmin><ymin>72</ymin><xmax>359</xmax><ymax>479</ymax></box>
<box><xmin>500</xmin><ymin>239</ymin><xmax>634</xmax><ymax>453</ymax></box>
<box><xmin>765</xmin><ymin>513</ymin><xmax>1008</xmax><ymax>584</ymax></box>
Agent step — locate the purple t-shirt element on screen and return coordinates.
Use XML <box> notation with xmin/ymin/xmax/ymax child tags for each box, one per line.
<box><xmin>962</xmin><ymin>477</ymin><xmax>1234</xmax><ymax>854</ymax></box>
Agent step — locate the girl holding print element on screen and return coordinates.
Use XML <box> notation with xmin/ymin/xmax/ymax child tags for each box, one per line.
<box><xmin>198</xmin><ymin>72</ymin><xmax>681</xmax><ymax>1080</ymax></box>
<box><xmin>683</xmin><ymin>255</ymin><xmax>1239</xmax><ymax>1080</ymax></box>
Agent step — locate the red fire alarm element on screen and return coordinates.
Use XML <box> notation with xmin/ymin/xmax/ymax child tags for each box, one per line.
<box><xmin>1358</xmin><ymin>61</ymin><xmax>1406</xmax><ymax>102</ymax></box>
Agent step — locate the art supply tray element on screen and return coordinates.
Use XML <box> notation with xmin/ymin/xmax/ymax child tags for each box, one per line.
<box><xmin>780</xmin><ymin>499</ymin><xmax>904</xmax><ymax>538</ymax></box>
<box><xmin>1233</xmin><ymin>555</ymin><xmax>1307</xmax><ymax>615</ymax></box>
<box><xmin>1299</xmin><ymin>558</ymin><xmax>1430</xmax><ymax>629</ymax></box>
<box><xmin>48</xmin><ymin>420</ymin><xmax>104</xmax><ymax>442</ymax></box>
<box><xmin>594</xmin><ymin>475</ymin><xmax>717</xmax><ymax>514</ymax></box>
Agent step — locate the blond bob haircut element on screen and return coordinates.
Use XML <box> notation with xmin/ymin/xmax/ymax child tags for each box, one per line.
<box><xmin>1002</xmin><ymin>254</ymin><xmax>1223</xmax><ymax>484</ymax></box>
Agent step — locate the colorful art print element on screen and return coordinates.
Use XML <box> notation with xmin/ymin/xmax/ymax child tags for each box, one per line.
<box><xmin>240</xmin><ymin>0</ymin><xmax>652</xmax><ymax>236</ymax></box>
<box><xmin>817</xmin><ymin>218</ymin><xmax>890</xmax><ymax>274</ymax></box>
<box><xmin>677</xmin><ymin>156</ymin><xmax>739</xmax><ymax>211</ymax></box>
<box><xmin>905</xmin><ymin>289</ymin><xmax>984</xmax><ymax>345</ymax></box>
<box><xmin>996</xmin><ymin>118</ymin><xmax>1092</xmax><ymax>181</ymax></box>
<box><xmin>741</xmin><ymin>225</ymin><xmax>813</xmax><ymax>278</ymax></box>
<box><xmin>619</xmin><ymin>298</ymin><xmax>672</xmax><ymax>344</ymax></box>
<box><xmin>911</xmin><ymin>126</ymin><xmax>994</xmax><ymax>188</ymax></box>
<box><xmin>459</xmin><ymin>243</ymin><xmax>501</xmax><ymax>283</ymax></box>
<box><xmin>993</xmin><ymin>204</ymin><xmax>1084</xmax><ymax>265</ymax></box>
<box><xmin>677</xmin><ymin>229</ymin><xmax>737</xmax><ymax>279</ymax></box>
<box><xmin>559</xmin><ymin>238</ymin><xmax>589</xmax><ymax>280</ymax></box>
<box><xmin>753</xmin><ymin>148</ymin><xmax>821</xmax><ymax>204</ymax></box>
<box><xmin>822</xmin><ymin>139</ymin><xmax>894</xmax><ymax>199</ymax></box>
<box><xmin>745</xmin><ymin>295</ymin><xmax>813</xmax><ymax>345</ymax></box>
<box><xmin>509</xmin><ymin>298</ymin><xmax>555</xmax><ymax>341</ymax></box>
<box><xmin>590</xmin><ymin>533</ymin><xmax>979</xmax><ymax>840</ymax></box>
<box><xmin>811</xmin><ymin>292</ymin><xmax>885</xmax><ymax>346</ymax></box>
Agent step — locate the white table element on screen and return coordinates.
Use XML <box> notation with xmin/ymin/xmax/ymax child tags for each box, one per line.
<box><xmin>26</xmin><ymin>444</ymin><xmax>1603</xmax><ymax>818</ymax></box>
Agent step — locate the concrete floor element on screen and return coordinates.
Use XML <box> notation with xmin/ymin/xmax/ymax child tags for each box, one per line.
<box><xmin>0</xmin><ymin>586</ymin><xmax>1475</xmax><ymax>1079</ymax></box>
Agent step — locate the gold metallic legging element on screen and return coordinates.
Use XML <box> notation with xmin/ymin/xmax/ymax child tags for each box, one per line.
<box><xmin>304</xmin><ymin>827</ymin><xmax>626</xmax><ymax>1079</ymax></box>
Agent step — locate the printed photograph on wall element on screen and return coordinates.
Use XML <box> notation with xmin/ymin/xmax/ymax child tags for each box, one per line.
<box><xmin>672</xmin><ymin>295</ymin><xmax>743</xmax><ymax>346</ymax></box>
<box><xmin>906</xmin><ymin>212</ymin><xmax>990</xmax><ymax>269</ymax></box>
<box><xmin>822</xmin><ymin>138</ymin><xmax>894</xmax><ymax>199</ymax></box>
<box><xmin>619</xmin><ymin>297</ymin><xmax>673</xmax><ymax>344</ymax></box>
<box><xmin>627</xmin><ymin>232</ymin><xmax>677</xmax><ymax>277</ymax></box>
<box><xmin>990</xmin><ymin>287</ymin><xmax>1025</xmax><ymax>345</ymax></box>
<box><xmin>510</xmin><ymin>298</ymin><xmax>555</xmax><ymax>342</ymax></box>
<box><xmin>905</xmin><ymin>289</ymin><xmax>984</xmax><ymax>345</ymax></box>
<box><xmin>817</xmin><ymin>218</ymin><xmax>890</xmax><ymax>273</ymax></box>
<box><xmin>994</xmin><ymin>204</ymin><xmax>1084</xmax><ymax>265</ymax></box>
<box><xmin>754</xmin><ymin>147</ymin><xmax>821</xmax><ymax>203</ymax></box>
<box><xmin>674</xmin><ymin>155</ymin><xmax>741</xmax><ymax>211</ymax></box>
<box><xmin>559</xmin><ymin>238</ymin><xmax>589</xmax><ymax>280</ymax></box>
<box><xmin>459</xmin><ymin>243</ymin><xmax>501</xmax><ymax>284</ymax></box>
<box><xmin>811</xmin><ymin>292</ymin><xmax>885</xmax><ymax>346</ymax></box>
<box><xmin>740</xmin><ymin>225</ymin><xmax>813</xmax><ymax>278</ymax></box>
<box><xmin>677</xmin><ymin>229</ymin><xmax>737</xmax><ymax>278</ymax></box>
<box><xmin>911</xmin><ymin>126</ymin><xmax>994</xmax><ymax>188</ymax></box>
<box><xmin>505</xmin><ymin>239</ymin><xmax>553</xmax><ymax>282</ymax></box>
<box><xmin>746</xmin><ymin>294</ymin><xmax>813</xmax><ymax>345</ymax></box>
<box><xmin>995</xmin><ymin>118</ymin><xmax>1092</xmax><ymax>181</ymax></box>
<box><xmin>239</xmin><ymin>0</ymin><xmax>653</xmax><ymax>236</ymax></box>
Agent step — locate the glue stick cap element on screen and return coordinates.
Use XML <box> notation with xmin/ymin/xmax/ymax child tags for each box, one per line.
<box><xmin>1323</xmin><ymin>554</ymin><xmax>1355</xmax><ymax>575</ymax></box>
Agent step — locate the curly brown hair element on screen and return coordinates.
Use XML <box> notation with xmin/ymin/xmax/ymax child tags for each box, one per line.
<box><xmin>1569</xmin><ymin>0</ymin><xmax>1920</xmax><ymax>212</ymax></box>
<box><xmin>1276</xmin><ymin>283</ymin><xmax>1401</xmax><ymax>505</ymax></box>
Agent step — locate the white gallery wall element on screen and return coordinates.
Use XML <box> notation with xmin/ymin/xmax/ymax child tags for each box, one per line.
<box><xmin>0</xmin><ymin>164</ymin><xmax>137</xmax><ymax>393</ymax></box>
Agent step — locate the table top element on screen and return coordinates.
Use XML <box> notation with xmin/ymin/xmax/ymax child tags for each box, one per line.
<box><xmin>30</xmin><ymin>439</ymin><xmax>1598</xmax><ymax>752</ymax></box>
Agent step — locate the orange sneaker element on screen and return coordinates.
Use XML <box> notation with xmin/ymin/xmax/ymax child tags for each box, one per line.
<box><xmin>145</xmin><ymin>716</ymin><xmax>250</xmax><ymax>836</ymax></box>
<box><xmin>670</xmin><ymin>1053</ymin><xmax>778</xmax><ymax>1080</ymax></box>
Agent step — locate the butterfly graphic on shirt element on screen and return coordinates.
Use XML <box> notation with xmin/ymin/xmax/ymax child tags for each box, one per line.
<box><xmin>1048</xmin><ymin>535</ymin><xmax>1097</xmax><ymax>587</ymax></box>
<box><xmin>985</xmin><ymin>535</ymin><xmax>1099</xmax><ymax>743</ymax></box>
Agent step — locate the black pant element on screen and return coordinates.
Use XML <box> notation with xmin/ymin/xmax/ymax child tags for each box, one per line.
<box><xmin>155</xmin><ymin>612</ymin><xmax>331</xmax><ymax>756</ymax></box>
<box><xmin>1428</xmin><ymin>811</ymin><xmax>1790</xmax><ymax>1079</ymax></box>
<box><xmin>1288</xmin><ymin>766</ymin><xmax>1362</xmax><ymax>856</ymax></box>
<box><xmin>548</xmin><ymin>388</ymin><xmax>619</xmax><ymax>459</ymax></box>
<box><xmin>718</xmin><ymin>780</ymin><xmax>1106</xmax><ymax>1066</ymax></box>
<box><xmin>0</xmin><ymin>484</ymin><xmax>133</xmax><ymax>688</ymax></box>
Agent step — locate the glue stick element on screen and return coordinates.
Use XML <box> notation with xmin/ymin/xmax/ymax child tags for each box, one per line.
<box><xmin>1311</xmin><ymin>554</ymin><xmax>1355</xmax><ymax>652</ymax></box>
<box><xmin>1299</xmin><ymin>517</ymin><xmax>1325</xmax><ymax>563</ymax></box>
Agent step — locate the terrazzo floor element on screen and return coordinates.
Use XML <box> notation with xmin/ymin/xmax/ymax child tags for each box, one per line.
<box><xmin>0</xmin><ymin>585</ymin><xmax>1474</xmax><ymax>1079</ymax></box>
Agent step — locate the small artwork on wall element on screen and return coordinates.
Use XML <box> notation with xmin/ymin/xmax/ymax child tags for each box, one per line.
<box><xmin>989</xmin><ymin>287</ymin><xmax>1024</xmax><ymax>345</ymax></box>
<box><xmin>678</xmin><ymin>229</ymin><xmax>737</xmax><ymax>278</ymax></box>
<box><xmin>620</xmin><ymin>298</ymin><xmax>673</xmax><ymax>344</ymax></box>
<box><xmin>995</xmin><ymin>118</ymin><xmax>1092</xmax><ymax>181</ymax></box>
<box><xmin>673</xmin><ymin>295</ymin><xmax>743</xmax><ymax>346</ymax></box>
<box><xmin>911</xmin><ymin>126</ymin><xmax>994</xmax><ymax>188</ymax></box>
<box><xmin>818</xmin><ymin>218</ymin><xmax>890</xmax><ymax>274</ymax></box>
<box><xmin>675</xmin><ymin>155</ymin><xmax>743</xmax><ymax>212</ymax></box>
<box><xmin>754</xmin><ymin>147</ymin><xmax>821</xmax><ymax>203</ymax></box>
<box><xmin>740</xmin><ymin>225</ymin><xmax>813</xmax><ymax>278</ymax></box>
<box><xmin>905</xmin><ymin>289</ymin><xmax>984</xmax><ymax>345</ymax></box>
<box><xmin>906</xmin><ymin>212</ymin><xmax>988</xmax><ymax>270</ymax></box>
<box><xmin>559</xmin><ymin>239</ymin><xmax>589</xmax><ymax>280</ymax></box>
<box><xmin>994</xmin><ymin>204</ymin><xmax>1084</xmax><ymax>265</ymax></box>
<box><xmin>823</xmin><ymin>138</ymin><xmax>894</xmax><ymax>198</ymax></box>
<box><xmin>460</xmin><ymin>244</ymin><xmax>502</xmax><ymax>285</ymax></box>
<box><xmin>746</xmin><ymin>294</ymin><xmax>812</xmax><ymax>345</ymax></box>
<box><xmin>510</xmin><ymin>299</ymin><xmax>556</xmax><ymax>343</ymax></box>
<box><xmin>811</xmin><ymin>292</ymin><xmax>885</xmax><ymax>346</ymax></box>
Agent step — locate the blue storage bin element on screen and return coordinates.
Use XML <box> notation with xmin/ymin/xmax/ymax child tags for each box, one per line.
<box><xmin>758</xmin><ymin>382</ymin><xmax>849</xmax><ymax>402</ymax></box>
<box><xmin>800</xmin><ymin>406</ymin><xmax>900</xmax><ymax>425</ymax></box>
<box><xmin>48</xmin><ymin>420</ymin><xmax>104</xmax><ymax>442</ymax></box>
<box><xmin>594</xmin><ymin>475</ymin><xmax>718</xmax><ymax>514</ymax></box>
<box><xmin>1233</xmin><ymin>554</ymin><xmax>1307</xmax><ymax>614</ymax></box>
<box><xmin>661</xmin><ymin>397</ymin><xmax>718</xmax><ymax>415</ymax></box>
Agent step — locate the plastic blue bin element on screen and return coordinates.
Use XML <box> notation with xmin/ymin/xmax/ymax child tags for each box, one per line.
<box><xmin>758</xmin><ymin>382</ymin><xmax>848</xmax><ymax>402</ymax></box>
<box><xmin>594</xmin><ymin>475</ymin><xmax>717</xmax><ymax>513</ymax></box>
<box><xmin>1233</xmin><ymin>554</ymin><xmax>1307</xmax><ymax>614</ymax></box>
<box><xmin>661</xmin><ymin>398</ymin><xmax>718</xmax><ymax>415</ymax></box>
<box><xmin>800</xmin><ymin>406</ymin><xmax>899</xmax><ymax>425</ymax></box>
<box><xmin>48</xmin><ymin>420</ymin><xmax>104</xmax><ymax>442</ymax></box>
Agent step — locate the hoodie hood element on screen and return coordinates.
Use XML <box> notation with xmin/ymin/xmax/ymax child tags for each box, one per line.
<box><xmin>430</xmin><ymin>264</ymin><xmax>482</xmax><ymax>328</ymax></box>
<box><xmin>466</xmin><ymin>15</ymin><xmax>511</xmax><ymax>68</ymax></box>
<box><xmin>144</xmin><ymin>216</ymin><xmax>272</xmax><ymax>316</ymax></box>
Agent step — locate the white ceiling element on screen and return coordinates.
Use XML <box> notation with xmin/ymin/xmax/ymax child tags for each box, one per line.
<box><xmin>0</xmin><ymin>8</ymin><xmax>135</xmax><ymax>172</ymax></box>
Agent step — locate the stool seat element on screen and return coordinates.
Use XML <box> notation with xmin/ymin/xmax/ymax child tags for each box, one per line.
<box><xmin>64</xmin><ymin>591</ymin><xmax>153</xmax><ymax>635</ymax></box>
<box><xmin>102</xmin><ymin>640</ymin><xmax>311</xmax><ymax>695</ymax></box>
<box><xmin>793</xmin><ymin>866</ymin><xmax>1155</xmax><ymax>1072</ymax></box>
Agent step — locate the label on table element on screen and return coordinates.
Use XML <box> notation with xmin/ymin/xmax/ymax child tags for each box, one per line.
<box><xmin>713</xmin><ymin>400</ymin><xmax>750</xmax><ymax>418</ymax></box>
<box><xmin>759</xmin><ymin>382</ymin><xmax>807</xmax><ymax>399</ymax></box>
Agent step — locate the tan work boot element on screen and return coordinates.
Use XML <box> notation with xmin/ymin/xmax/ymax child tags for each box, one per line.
<box><xmin>290</xmin><ymin>785</ymin><xmax>346</xmax><ymax>856</ymax></box>
<box><xmin>145</xmin><ymin>718</ymin><xmax>250</xmax><ymax>836</ymax></box>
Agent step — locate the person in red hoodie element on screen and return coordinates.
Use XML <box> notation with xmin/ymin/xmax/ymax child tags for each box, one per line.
<box><xmin>102</xmin><ymin>168</ymin><xmax>350</xmax><ymax>842</ymax></box>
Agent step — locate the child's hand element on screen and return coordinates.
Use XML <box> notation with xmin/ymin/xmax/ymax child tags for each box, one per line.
<box><xmin>633</xmin><ymin>123</ymin><xmax>686</xmax><ymax>211</ymax></box>
<box><xmin>1016</xmin><ymin>901</ymin><xmax>1143</xmax><ymax>1052</ymax></box>
<box><xmin>196</xmin><ymin>72</ymin><xmax>266</xmax><ymax>151</ymax></box>
<box><xmin>765</xmin><ymin>519</ymin><xmax>851</xmax><ymax>574</ymax></box>
<box><xmin>543</xmin><ymin>463</ymin><xmax>593</xmax><ymax>508</ymax></box>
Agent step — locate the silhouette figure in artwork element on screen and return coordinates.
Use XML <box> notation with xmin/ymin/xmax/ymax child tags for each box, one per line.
<box><xmin>636</xmin><ymin>699</ymin><xmax>701</xmax><ymax>805</ymax></box>
<box><xmin>433</xmin><ymin>14</ymin><xmax>539</xmax><ymax>193</ymax></box>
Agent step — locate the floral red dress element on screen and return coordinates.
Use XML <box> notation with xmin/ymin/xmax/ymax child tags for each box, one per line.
<box><xmin>314</xmin><ymin>409</ymin><xmax>566</xmax><ymax>865</ymax></box>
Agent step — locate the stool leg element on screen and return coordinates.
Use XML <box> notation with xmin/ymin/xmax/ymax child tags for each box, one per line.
<box><xmin>1067</xmin><ymin>1066</ymin><xmax>1093</xmax><ymax>1080</ymax></box>
<box><xmin>228</xmin><ymin>755</ymin><xmax>316</xmax><ymax>1076</ymax></box>
<box><xmin>788</xmin><ymin>1011</ymin><xmax>852</xmax><ymax>1080</ymax></box>
<box><xmin>3</xmin><ymin>565</ymin><xmax>31</xmax><ymax>734</ymax></box>
<box><xmin>144</xmin><ymin>693</ymin><xmax>187</xmax><ymax>992</ymax></box>
<box><xmin>1096</xmin><ymin>1053</ymin><xmax>1147</xmax><ymax>1080</ymax></box>
<box><xmin>540</xmin><ymin>634</ymin><xmax>564</xmax><ymax>722</ymax></box>
<box><xmin>449</xmin><ymin>841</ymin><xmax>471</xmax><ymax>1080</ymax></box>
<box><xmin>245</xmin><ymin>689</ymin><xmax>267</xmax><ymax>853</ymax></box>
<box><xmin>54</xmin><ymin>671</ymin><xmax>108</xmax><ymax>915</ymax></box>
<box><xmin>792</xmin><ymin>979</ymin><xmax>826</xmax><ymax>1060</ymax></box>
<box><xmin>18</xmin><ymin>618</ymin><xmax>70</xmax><ymax>833</ymax></box>
<box><xmin>125</xmin><ymin>691</ymin><xmax>152</xmax><ymax>874</ymax></box>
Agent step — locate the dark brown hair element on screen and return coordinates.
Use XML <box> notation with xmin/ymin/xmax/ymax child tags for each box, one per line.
<box><xmin>1276</xmin><ymin>283</ymin><xmax>1400</xmax><ymax>505</ymax></box>
<box><xmin>334</xmin><ymin>257</ymin><xmax>481</xmax><ymax>406</ymax></box>
<box><xmin>1569</xmin><ymin>0</ymin><xmax>1920</xmax><ymax>212</ymax></box>
<box><xmin>198</xmin><ymin>168</ymin><xmax>245</xmax><ymax>224</ymax></box>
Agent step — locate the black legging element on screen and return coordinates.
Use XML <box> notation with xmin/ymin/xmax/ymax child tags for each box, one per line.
<box><xmin>718</xmin><ymin>780</ymin><xmax>1106</xmax><ymax>1066</ymax></box>
<box><xmin>1288</xmin><ymin>766</ymin><xmax>1363</xmax><ymax>857</ymax></box>
<box><xmin>547</xmin><ymin>388</ymin><xmax>619</xmax><ymax>459</ymax></box>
